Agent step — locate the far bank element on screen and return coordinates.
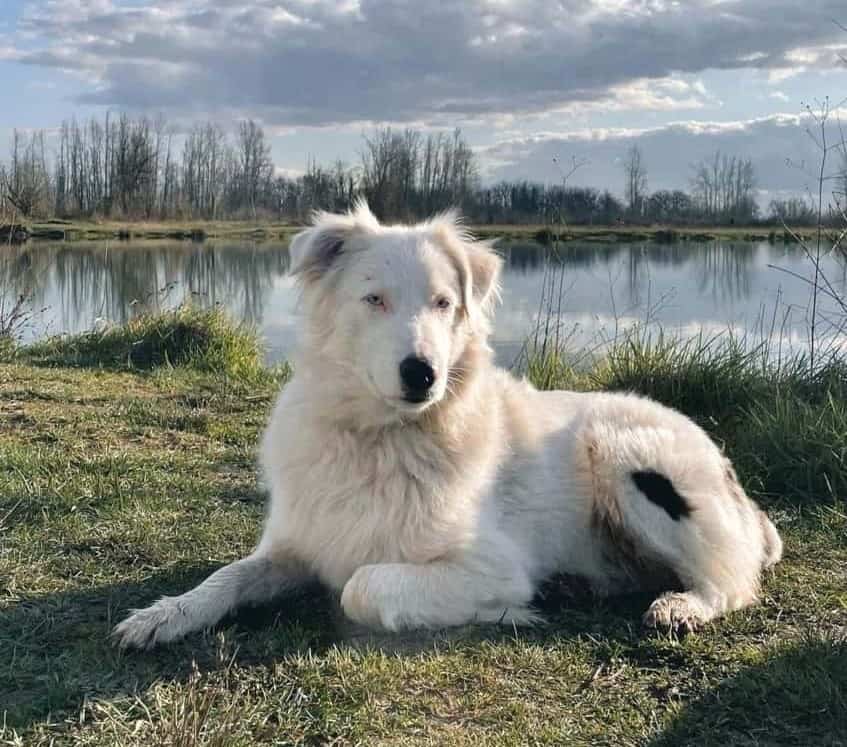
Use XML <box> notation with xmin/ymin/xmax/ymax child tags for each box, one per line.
<box><xmin>5</xmin><ymin>219</ymin><xmax>825</xmax><ymax>244</ymax></box>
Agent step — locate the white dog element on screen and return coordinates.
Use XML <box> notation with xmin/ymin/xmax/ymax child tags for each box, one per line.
<box><xmin>114</xmin><ymin>202</ymin><xmax>782</xmax><ymax>648</ymax></box>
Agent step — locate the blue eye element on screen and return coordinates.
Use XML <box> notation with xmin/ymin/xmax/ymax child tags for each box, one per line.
<box><xmin>364</xmin><ymin>294</ymin><xmax>383</xmax><ymax>307</ymax></box>
<box><xmin>436</xmin><ymin>297</ymin><xmax>451</xmax><ymax>310</ymax></box>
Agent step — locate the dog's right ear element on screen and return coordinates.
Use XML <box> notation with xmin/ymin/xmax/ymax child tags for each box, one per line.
<box><xmin>287</xmin><ymin>223</ymin><xmax>347</xmax><ymax>282</ymax></box>
<box><xmin>288</xmin><ymin>201</ymin><xmax>380</xmax><ymax>282</ymax></box>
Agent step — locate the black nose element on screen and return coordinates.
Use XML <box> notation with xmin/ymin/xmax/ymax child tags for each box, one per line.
<box><xmin>399</xmin><ymin>356</ymin><xmax>436</xmax><ymax>401</ymax></box>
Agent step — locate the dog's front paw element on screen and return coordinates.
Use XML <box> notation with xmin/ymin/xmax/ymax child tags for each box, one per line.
<box><xmin>341</xmin><ymin>565</ymin><xmax>407</xmax><ymax>631</ymax></box>
<box><xmin>112</xmin><ymin>597</ymin><xmax>189</xmax><ymax>649</ymax></box>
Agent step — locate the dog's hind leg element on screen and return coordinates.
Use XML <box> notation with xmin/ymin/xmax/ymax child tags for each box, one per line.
<box><xmin>112</xmin><ymin>550</ymin><xmax>308</xmax><ymax>649</ymax></box>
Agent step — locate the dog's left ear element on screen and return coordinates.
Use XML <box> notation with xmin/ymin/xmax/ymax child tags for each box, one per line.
<box><xmin>464</xmin><ymin>240</ymin><xmax>503</xmax><ymax>310</ymax></box>
<box><xmin>432</xmin><ymin>217</ymin><xmax>502</xmax><ymax>321</ymax></box>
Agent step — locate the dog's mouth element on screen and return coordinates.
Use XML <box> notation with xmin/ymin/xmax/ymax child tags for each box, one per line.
<box><xmin>402</xmin><ymin>392</ymin><xmax>431</xmax><ymax>404</ymax></box>
<box><xmin>363</xmin><ymin>373</ymin><xmax>434</xmax><ymax>415</ymax></box>
<box><xmin>391</xmin><ymin>394</ymin><xmax>437</xmax><ymax>415</ymax></box>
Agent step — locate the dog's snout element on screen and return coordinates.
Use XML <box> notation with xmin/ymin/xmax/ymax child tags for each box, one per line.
<box><xmin>399</xmin><ymin>356</ymin><xmax>436</xmax><ymax>401</ymax></box>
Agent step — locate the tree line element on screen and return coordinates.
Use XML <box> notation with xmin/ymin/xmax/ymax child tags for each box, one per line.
<box><xmin>1</xmin><ymin>114</ymin><xmax>839</xmax><ymax>226</ymax></box>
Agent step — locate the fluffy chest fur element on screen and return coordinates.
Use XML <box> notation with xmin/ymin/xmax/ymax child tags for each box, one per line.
<box><xmin>259</xmin><ymin>376</ymin><xmax>504</xmax><ymax>590</ymax></box>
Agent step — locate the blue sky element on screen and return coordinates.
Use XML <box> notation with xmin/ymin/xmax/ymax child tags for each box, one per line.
<box><xmin>4</xmin><ymin>0</ymin><xmax>847</xmax><ymax>197</ymax></box>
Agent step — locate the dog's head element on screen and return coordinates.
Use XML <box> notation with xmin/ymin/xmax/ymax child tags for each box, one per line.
<box><xmin>288</xmin><ymin>200</ymin><xmax>501</xmax><ymax>420</ymax></box>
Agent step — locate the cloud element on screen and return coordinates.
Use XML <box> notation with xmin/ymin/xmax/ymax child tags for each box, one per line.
<box><xmin>479</xmin><ymin>112</ymin><xmax>841</xmax><ymax>196</ymax></box>
<box><xmin>0</xmin><ymin>45</ymin><xmax>22</xmax><ymax>61</ymax></box>
<box><xmin>13</xmin><ymin>0</ymin><xmax>847</xmax><ymax>127</ymax></box>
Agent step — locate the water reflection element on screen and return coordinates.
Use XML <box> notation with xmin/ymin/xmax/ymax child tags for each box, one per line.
<box><xmin>0</xmin><ymin>242</ymin><xmax>288</xmax><ymax>337</ymax></box>
<box><xmin>1</xmin><ymin>238</ymin><xmax>844</xmax><ymax>363</ymax></box>
<box><xmin>500</xmin><ymin>240</ymin><xmax>761</xmax><ymax>306</ymax></box>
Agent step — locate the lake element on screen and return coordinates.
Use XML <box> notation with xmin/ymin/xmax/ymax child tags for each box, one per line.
<box><xmin>2</xmin><ymin>238</ymin><xmax>845</xmax><ymax>366</ymax></box>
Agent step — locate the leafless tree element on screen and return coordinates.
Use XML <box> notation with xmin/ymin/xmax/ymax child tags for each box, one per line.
<box><xmin>3</xmin><ymin>130</ymin><xmax>50</xmax><ymax>217</ymax></box>
<box><xmin>622</xmin><ymin>144</ymin><xmax>648</xmax><ymax>217</ymax></box>
<box><xmin>690</xmin><ymin>151</ymin><xmax>757</xmax><ymax>223</ymax></box>
<box><xmin>235</xmin><ymin>120</ymin><xmax>274</xmax><ymax>218</ymax></box>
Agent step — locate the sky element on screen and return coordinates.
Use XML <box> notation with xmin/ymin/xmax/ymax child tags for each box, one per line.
<box><xmin>4</xmin><ymin>0</ymin><xmax>847</xmax><ymax>199</ymax></box>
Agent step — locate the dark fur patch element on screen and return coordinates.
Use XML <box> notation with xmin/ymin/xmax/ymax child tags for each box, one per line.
<box><xmin>631</xmin><ymin>470</ymin><xmax>692</xmax><ymax>521</ymax></box>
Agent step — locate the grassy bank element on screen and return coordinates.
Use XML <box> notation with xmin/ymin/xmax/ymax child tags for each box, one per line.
<box><xmin>23</xmin><ymin>219</ymin><xmax>298</xmax><ymax>242</ymax></box>
<box><xmin>17</xmin><ymin>218</ymin><xmax>822</xmax><ymax>244</ymax></box>
<box><xmin>473</xmin><ymin>223</ymin><xmax>820</xmax><ymax>244</ymax></box>
<box><xmin>1</xmin><ymin>312</ymin><xmax>845</xmax><ymax>745</ymax></box>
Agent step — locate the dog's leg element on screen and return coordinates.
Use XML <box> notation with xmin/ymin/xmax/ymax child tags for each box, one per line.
<box><xmin>112</xmin><ymin>550</ymin><xmax>307</xmax><ymax>649</ymax></box>
<box><xmin>341</xmin><ymin>561</ymin><xmax>538</xmax><ymax>630</ymax></box>
<box><xmin>340</xmin><ymin>530</ymin><xmax>537</xmax><ymax>630</ymax></box>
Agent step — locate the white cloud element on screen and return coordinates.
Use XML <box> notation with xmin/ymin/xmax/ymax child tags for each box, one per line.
<box><xmin>11</xmin><ymin>0</ymin><xmax>847</xmax><ymax>127</ymax></box>
<box><xmin>274</xmin><ymin>166</ymin><xmax>306</xmax><ymax>179</ymax></box>
<box><xmin>547</xmin><ymin>76</ymin><xmax>718</xmax><ymax>116</ymax></box>
<box><xmin>479</xmin><ymin>112</ymin><xmax>840</xmax><ymax>196</ymax></box>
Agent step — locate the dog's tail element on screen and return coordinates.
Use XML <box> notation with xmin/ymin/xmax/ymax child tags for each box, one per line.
<box><xmin>724</xmin><ymin>462</ymin><xmax>782</xmax><ymax>571</ymax></box>
<box><xmin>758</xmin><ymin>510</ymin><xmax>783</xmax><ymax>569</ymax></box>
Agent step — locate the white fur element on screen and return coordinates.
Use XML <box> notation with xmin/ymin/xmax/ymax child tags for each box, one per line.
<box><xmin>113</xmin><ymin>203</ymin><xmax>782</xmax><ymax>648</ymax></box>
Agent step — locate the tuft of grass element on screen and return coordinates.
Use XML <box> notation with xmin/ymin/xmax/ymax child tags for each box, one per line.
<box><xmin>0</xmin><ymin>291</ymin><xmax>39</xmax><ymax>361</ymax></box>
<box><xmin>20</xmin><ymin>306</ymin><xmax>265</xmax><ymax>380</ymax></box>
<box><xmin>0</xmin><ymin>333</ymin><xmax>14</xmax><ymax>362</ymax></box>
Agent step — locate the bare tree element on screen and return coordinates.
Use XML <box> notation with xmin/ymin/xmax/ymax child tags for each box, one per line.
<box><xmin>1</xmin><ymin>115</ymin><xmax>635</xmax><ymax>225</ymax></box>
<box><xmin>836</xmin><ymin>145</ymin><xmax>847</xmax><ymax>213</ymax></box>
<box><xmin>622</xmin><ymin>144</ymin><xmax>647</xmax><ymax>218</ymax></box>
<box><xmin>3</xmin><ymin>130</ymin><xmax>51</xmax><ymax>217</ymax></box>
<box><xmin>690</xmin><ymin>151</ymin><xmax>757</xmax><ymax>223</ymax></box>
<box><xmin>235</xmin><ymin>120</ymin><xmax>273</xmax><ymax>218</ymax></box>
<box><xmin>360</xmin><ymin>128</ymin><xmax>401</xmax><ymax>219</ymax></box>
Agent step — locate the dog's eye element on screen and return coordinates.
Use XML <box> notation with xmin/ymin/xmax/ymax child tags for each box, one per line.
<box><xmin>435</xmin><ymin>297</ymin><xmax>452</xmax><ymax>310</ymax></box>
<box><xmin>364</xmin><ymin>294</ymin><xmax>384</xmax><ymax>307</ymax></box>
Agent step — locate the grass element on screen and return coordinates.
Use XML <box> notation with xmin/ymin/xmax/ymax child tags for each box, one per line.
<box><xmin>21</xmin><ymin>218</ymin><xmax>822</xmax><ymax>244</ymax></box>
<box><xmin>1</xmin><ymin>314</ymin><xmax>845</xmax><ymax>745</ymax></box>
<box><xmin>26</xmin><ymin>219</ymin><xmax>299</xmax><ymax>242</ymax></box>
<box><xmin>472</xmin><ymin>223</ymin><xmax>819</xmax><ymax>244</ymax></box>
<box><xmin>16</xmin><ymin>306</ymin><xmax>269</xmax><ymax>382</ymax></box>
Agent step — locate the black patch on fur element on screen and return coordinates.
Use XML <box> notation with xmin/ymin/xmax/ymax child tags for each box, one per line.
<box><xmin>312</xmin><ymin>235</ymin><xmax>345</xmax><ymax>272</ymax></box>
<box><xmin>631</xmin><ymin>470</ymin><xmax>692</xmax><ymax>521</ymax></box>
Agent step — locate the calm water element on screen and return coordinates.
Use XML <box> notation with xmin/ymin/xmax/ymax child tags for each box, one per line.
<box><xmin>2</xmin><ymin>238</ymin><xmax>846</xmax><ymax>365</ymax></box>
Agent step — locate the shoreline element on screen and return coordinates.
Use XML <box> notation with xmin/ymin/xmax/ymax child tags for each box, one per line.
<box><xmin>7</xmin><ymin>219</ymin><xmax>823</xmax><ymax>244</ymax></box>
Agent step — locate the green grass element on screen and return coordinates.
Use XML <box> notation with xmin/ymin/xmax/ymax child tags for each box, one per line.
<box><xmin>1</xmin><ymin>318</ymin><xmax>845</xmax><ymax>745</ymax></box>
<box><xmin>17</xmin><ymin>306</ymin><xmax>269</xmax><ymax>382</ymax></box>
<box><xmin>27</xmin><ymin>219</ymin><xmax>300</xmax><ymax>242</ymax></box>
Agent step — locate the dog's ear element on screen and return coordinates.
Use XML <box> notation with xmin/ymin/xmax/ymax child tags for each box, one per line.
<box><xmin>288</xmin><ymin>200</ymin><xmax>379</xmax><ymax>281</ymax></box>
<box><xmin>288</xmin><ymin>223</ymin><xmax>347</xmax><ymax>282</ymax></box>
<box><xmin>464</xmin><ymin>240</ymin><xmax>503</xmax><ymax>310</ymax></box>
<box><xmin>431</xmin><ymin>214</ymin><xmax>503</xmax><ymax>326</ymax></box>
